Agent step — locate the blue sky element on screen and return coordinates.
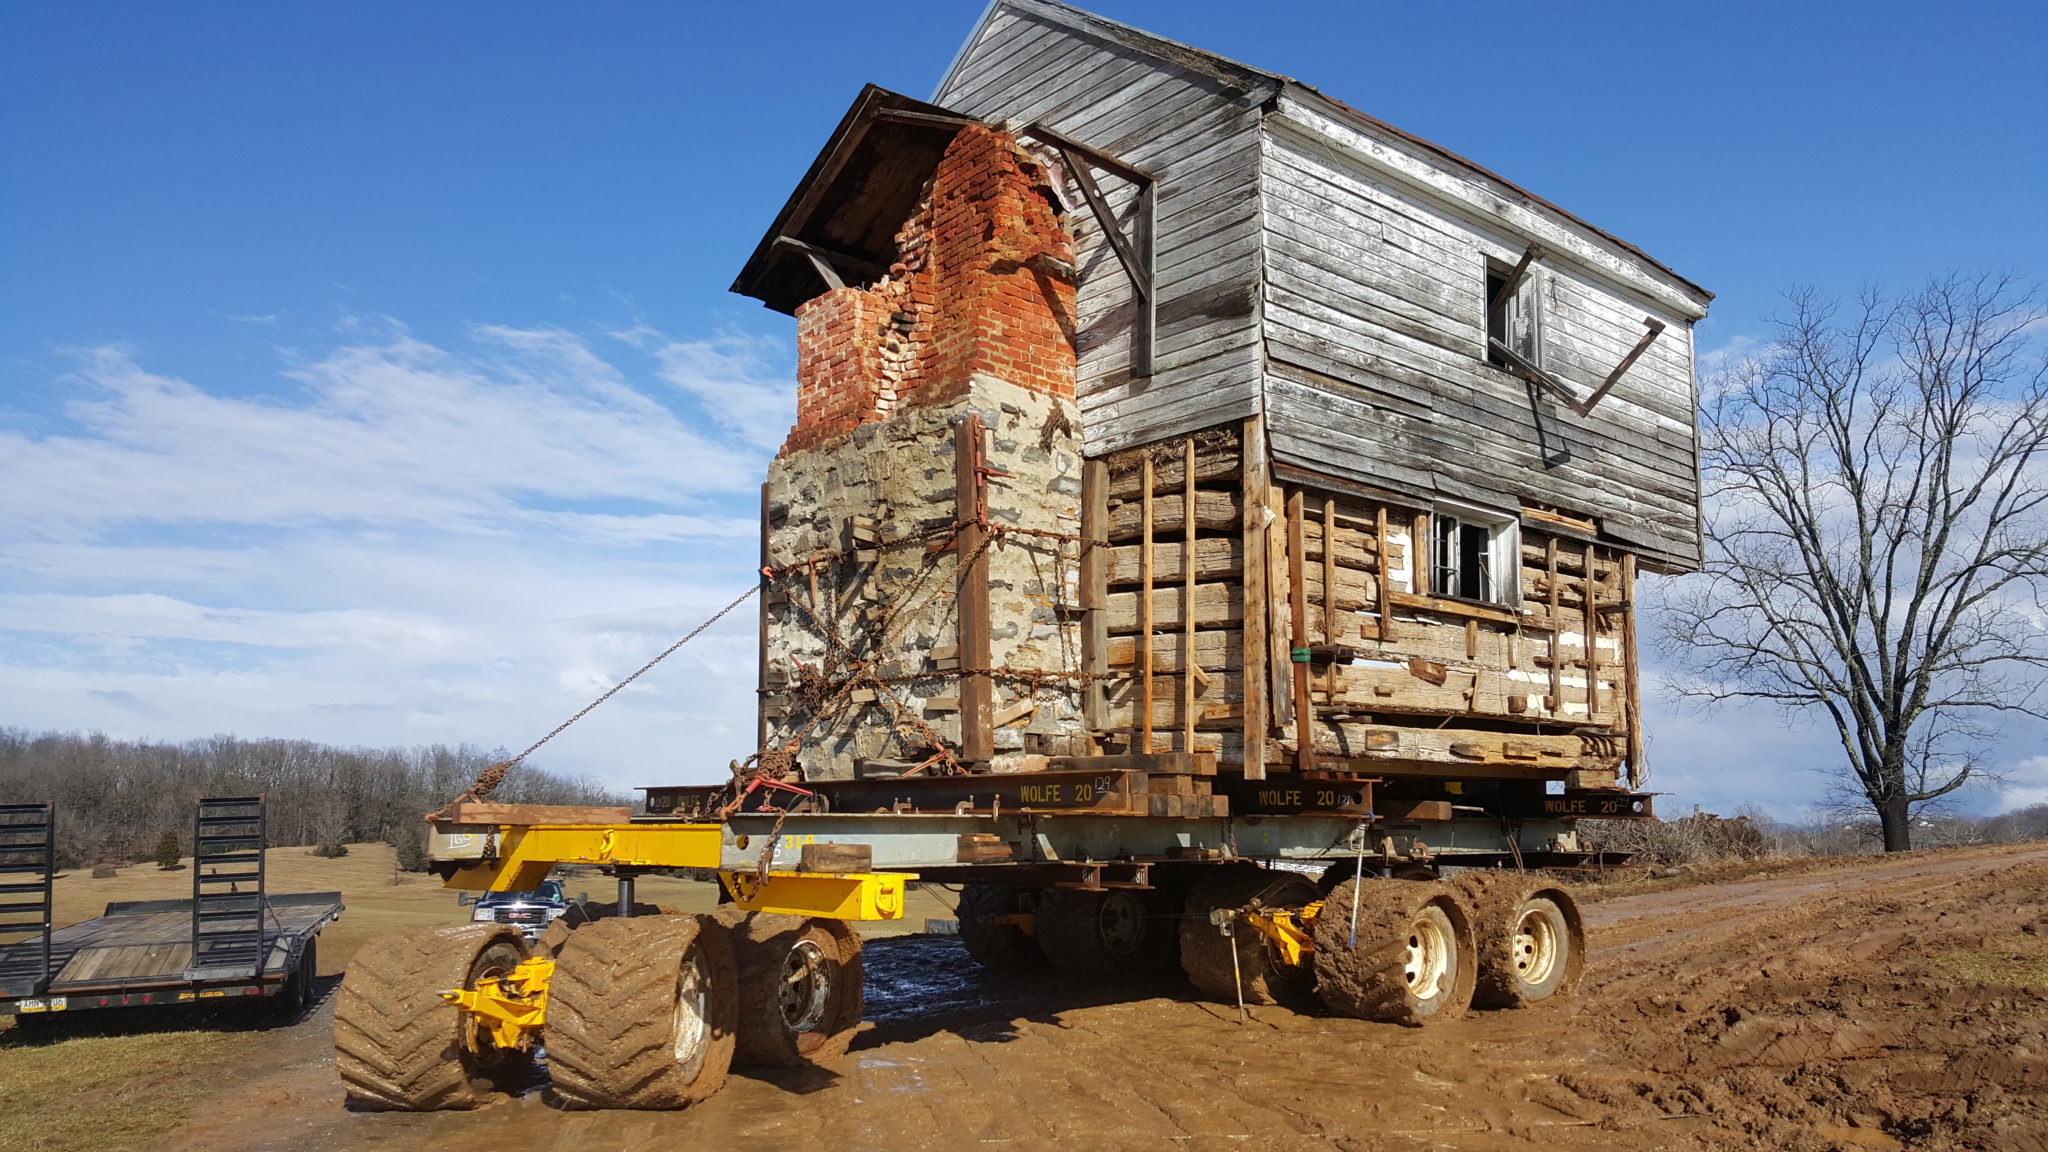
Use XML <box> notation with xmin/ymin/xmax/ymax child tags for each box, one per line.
<box><xmin>3</xmin><ymin>1</ymin><xmax>2044</xmax><ymax>815</ymax></box>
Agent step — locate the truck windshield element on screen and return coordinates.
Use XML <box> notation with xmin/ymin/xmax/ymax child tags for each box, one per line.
<box><xmin>479</xmin><ymin>880</ymin><xmax>564</xmax><ymax>906</ymax></box>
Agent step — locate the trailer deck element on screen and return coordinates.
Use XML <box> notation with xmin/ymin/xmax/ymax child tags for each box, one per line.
<box><xmin>0</xmin><ymin>891</ymin><xmax>342</xmax><ymax>1014</ymax></box>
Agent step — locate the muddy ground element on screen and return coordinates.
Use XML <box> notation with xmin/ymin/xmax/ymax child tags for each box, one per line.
<box><xmin>7</xmin><ymin>842</ymin><xmax>2046</xmax><ymax>1152</ymax></box>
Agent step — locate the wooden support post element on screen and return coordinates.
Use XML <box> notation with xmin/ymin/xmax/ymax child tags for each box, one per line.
<box><xmin>1545</xmin><ymin>537</ymin><xmax>1562</xmax><ymax>714</ymax></box>
<box><xmin>1620</xmin><ymin>552</ymin><xmax>1645</xmax><ymax>789</ymax></box>
<box><xmin>1412</xmin><ymin>511</ymin><xmax>1431</xmax><ymax>595</ymax></box>
<box><xmin>1287</xmin><ymin>489</ymin><xmax>1315</xmax><ymax>772</ymax></box>
<box><xmin>1321</xmin><ymin>497</ymin><xmax>1337</xmax><ymax>700</ymax></box>
<box><xmin>1138</xmin><ymin>455</ymin><xmax>1155</xmax><ymax>755</ymax></box>
<box><xmin>1267</xmin><ymin>479</ymin><xmax>1293</xmax><ymax>734</ymax></box>
<box><xmin>1375</xmin><ymin>505</ymin><xmax>1394</xmax><ymax>643</ymax></box>
<box><xmin>955</xmin><ymin>415</ymin><xmax>993</xmax><ymax>761</ymax></box>
<box><xmin>1181</xmin><ymin>438</ymin><xmax>1197</xmax><ymax>755</ymax></box>
<box><xmin>1584</xmin><ymin>544</ymin><xmax>1600</xmax><ymax>720</ymax></box>
<box><xmin>1080</xmin><ymin>458</ymin><xmax>1109</xmax><ymax>736</ymax></box>
<box><xmin>1239</xmin><ymin>417</ymin><xmax>1270</xmax><ymax>780</ymax></box>
<box><xmin>758</xmin><ymin>482</ymin><xmax>771</xmax><ymax>754</ymax></box>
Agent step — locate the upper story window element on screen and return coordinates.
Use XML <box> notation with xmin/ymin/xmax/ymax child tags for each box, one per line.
<box><xmin>1484</xmin><ymin>252</ymin><xmax>1543</xmax><ymax>371</ymax></box>
<box><xmin>1431</xmin><ymin>503</ymin><xmax>1520</xmax><ymax>606</ymax></box>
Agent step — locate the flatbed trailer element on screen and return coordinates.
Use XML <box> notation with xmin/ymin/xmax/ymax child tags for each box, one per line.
<box><xmin>0</xmin><ymin>891</ymin><xmax>341</xmax><ymax>1016</ymax></box>
<box><xmin>0</xmin><ymin>798</ymin><xmax>342</xmax><ymax>1019</ymax></box>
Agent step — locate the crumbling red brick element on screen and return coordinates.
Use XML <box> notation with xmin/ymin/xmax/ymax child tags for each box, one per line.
<box><xmin>780</xmin><ymin>124</ymin><xmax>1077</xmax><ymax>457</ymax></box>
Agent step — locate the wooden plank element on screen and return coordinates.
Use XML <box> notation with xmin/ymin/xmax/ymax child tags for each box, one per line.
<box><xmin>1321</xmin><ymin>496</ymin><xmax>1338</xmax><ymax>705</ymax></box>
<box><xmin>1239</xmin><ymin>416</ymin><xmax>1269</xmax><ymax>780</ymax></box>
<box><xmin>1287</xmin><ymin>489</ymin><xmax>1315</xmax><ymax>772</ymax></box>
<box><xmin>1105</xmin><ymin>442</ymin><xmax>1241</xmax><ymax>500</ymax></box>
<box><xmin>1107</xmin><ymin>488</ymin><xmax>1239</xmax><ymax>539</ymax></box>
<box><xmin>1181</xmin><ymin>437</ymin><xmax>1197</xmax><ymax>754</ymax></box>
<box><xmin>1108</xmin><ymin>536</ymin><xmax>1240</xmax><ymax>584</ymax></box>
<box><xmin>1546</xmin><ymin>537</ymin><xmax>1562</xmax><ymax>711</ymax></box>
<box><xmin>1583</xmin><ymin>543</ymin><xmax>1600</xmax><ymax>719</ymax></box>
<box><xmin>1411</xmin><ymin>511</ymin><xmax>1430</xmax><ymax>595</ymax></box>
<box><xmin>1266</xmin><ymin>481</ymin><xmax>1293</xmax><ymax>735</ymax></box>
<box><xmin>1108</xmin><ymin>582</ymin><xmax>1241</xmax><ymax>632</ymax></box>
<box><xmin>1621</xmin><ymin>552</ymin><xmax>1644</xmax><ymax>788</ymax></box>
<box><xmin>1108</xmin><ymin>630</ymin><xmax>1242</xmax><ymax>677</ymax></box>
<box><xmin>1081</xmin><ymin>458</ymin><xmax>1109</xmax><ymax>735</ymax></box>
<box><xmin>956</xmin><ymin>415</ymin><xmax>993</xmax><ymax>761</ymax></box>
<box><xmin>1138</xmin><ymin>454</ymin><xmax>1154</xmax><ymax>754</ymax></box>
<box><xmin>1375</xmin><ymin>505</ymin><xmax>1394</xmax><ymax>642</ymax></box>
<box><xmin>1280</xmin><ymin>723</ymin><xmax>1603</xmax><ymax>776</ymax></box>
<box><xmin>442</xmin><ymin>802</ymin><xmax>634</xmax><ymax>826</ymax></box>
<box><xmin>1109</xmin><ymin>679</ymin><xmax>1243</xmax><ymax>730</ymax></box>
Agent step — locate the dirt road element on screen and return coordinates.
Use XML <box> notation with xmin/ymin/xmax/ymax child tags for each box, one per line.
<box><xmin>32</xmin><ymin>844</ymin><xmax>2048</xmax><ymax>1152</ymax></box>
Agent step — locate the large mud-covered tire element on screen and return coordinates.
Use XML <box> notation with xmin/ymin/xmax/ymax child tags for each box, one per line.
<box><xmin>1179</xmin><ymin>867</ymin><xmax>1318</xmax><ymax>1007</ymax></box>
<box><xmin>1037</xmin><ymin>886</ymin><xmax>1174</xmax><ymax>975</ymax></box>
<box><xmin>958</xmin><ymin>884</ymin><xmax>1046</xmax><ymax>970</ymax></box>
<box><xmin>1456</xmin><ymin>874</ymin><xmax>1585</xmax><ymax>1009</ymax></box>
<box><xmin>721</xmin><ymin>912</ymin><xmax>864</xmax><ymax>1067</ymax></box>
<box><xmin>334</xmin><ymin>924</ymin><xmax>533</xmax><ymax>1111</ymax></box>
<box><xmin>535</xmin><ymin>900</ymin><xmax>665</xmax><ymax>957</ymax></box>
<box><xmin>1312</xmin><ymin>879</ymin><xmax>1476</xmax><ymax>1026</ymax></box>
<box><xmin>546</xmin><ymin>915</ymin><xmax>737</xmax><ymax>1109</ymax></box>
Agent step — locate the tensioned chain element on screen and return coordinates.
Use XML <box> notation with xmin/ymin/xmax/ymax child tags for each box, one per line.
<box><xmin>455</xmin><ymin>583</ymin><xmax>761</xmax><ymax>804</ymax></box>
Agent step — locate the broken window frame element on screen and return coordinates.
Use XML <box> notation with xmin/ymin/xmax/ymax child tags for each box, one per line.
<box><xmin>1483</xmin><ymin>248</ymin><xmax>1543</xmax><ymax>372</ymax></box>
<box><xmin>1430</xmin><ymin>501</ymin><xmax>1520</xmax><ymax>607</ymax></box>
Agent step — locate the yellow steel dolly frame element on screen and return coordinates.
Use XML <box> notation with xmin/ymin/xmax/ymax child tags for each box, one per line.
<box><xmin>334</xmin><ymin>783</ymin><xmax>1612</xmax><ymax>1112</ymax></box>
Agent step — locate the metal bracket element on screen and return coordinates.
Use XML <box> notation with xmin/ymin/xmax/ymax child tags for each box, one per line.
<box><xmin>1023</xmin><ymin>124</ymin><xmax>1154</xmax><ymax>378</ymax></box>
<box><xmin>1496</xmin><ymin>315</ymin><xmax>1666</xmax><ymax>418</ymax></box>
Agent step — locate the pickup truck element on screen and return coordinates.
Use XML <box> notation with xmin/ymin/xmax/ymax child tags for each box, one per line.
<box><xmin>461</xmin><ymin>878</ymin><xmax>583</xmax><ymax>941</ymax></box>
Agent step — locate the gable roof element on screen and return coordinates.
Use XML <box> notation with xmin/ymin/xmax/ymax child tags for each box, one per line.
<box><xmin>937</xmin><ymin>0</ymin><xmax>1711</xmax><ymax>308</ymax></box>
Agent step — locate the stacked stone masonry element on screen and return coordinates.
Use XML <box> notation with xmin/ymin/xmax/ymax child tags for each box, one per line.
<box><xmin>764</xmin><ymin>125</ymin><xmax>1087</xmax><ymax>780</ymax></box>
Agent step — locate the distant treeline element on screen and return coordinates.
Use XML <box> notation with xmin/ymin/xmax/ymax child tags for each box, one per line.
<box><xmin>0</xmin><ymin>728</ymin><xmax>625</xmax><ymax>868</ymax></box>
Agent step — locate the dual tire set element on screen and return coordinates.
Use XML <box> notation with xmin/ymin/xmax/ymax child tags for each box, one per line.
<box><xmin>961</xmin><ymin>868</ymin><xmax>1585</xmax><ymax>1026</ymax></box>
<box><xmin>334</xmin><ymin>908</ymin><xmax>863</xmax><ymax>1112</ymax></box>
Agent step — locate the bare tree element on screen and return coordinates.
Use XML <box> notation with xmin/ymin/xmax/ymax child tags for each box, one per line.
<box><xmin>1662</xmin><ymin>273</ymin><xmax>2048</xmax><ymax>851</ymax></box>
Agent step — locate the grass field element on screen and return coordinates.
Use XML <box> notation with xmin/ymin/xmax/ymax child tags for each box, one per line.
<box><xmin>0</xmin><ymin>841</ymin><xmax>953</xmax><ymax>1152</ymax></box>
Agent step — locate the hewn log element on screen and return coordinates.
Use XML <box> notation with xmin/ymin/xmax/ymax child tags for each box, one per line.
<box><xmin>1108</xmin><ymin>537</ymin><xmax>1241</xmax><ymax>584</ymax></box>
<box><xmin>1108</xmin><ymin>582</ymin><xmax>1242</xmax><ymax>632</ymax></box>
<box><xmin>1105</xmin><ymin>440</ymin><xmax>1242</xmax><ymax>501</ymax></box>
<box><xmin>1107</xmin><ymin>489</ymin><xmax>1240</xmax><ymax>539</ymax></box>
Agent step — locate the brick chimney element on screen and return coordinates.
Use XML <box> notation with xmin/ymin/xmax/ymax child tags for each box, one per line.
<box><xmin>784</xmin><ymin>124</ymin><xmax>1075</xmax><ymax>456</ymax></box>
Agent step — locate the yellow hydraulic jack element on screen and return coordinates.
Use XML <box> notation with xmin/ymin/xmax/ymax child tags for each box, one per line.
<box><xmin>441</xmin><ymin>956</ymin><xmax>554</xmax><ymax>1050</ymax></box>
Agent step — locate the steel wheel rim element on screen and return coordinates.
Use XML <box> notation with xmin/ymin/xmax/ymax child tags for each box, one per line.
<box><xmin>778</xmin><ymin>938</ymin><xmax>832</xmax><ymax>1034</ymax></box>
<box><xmin>1099</xmin><ymin>892</ymin><xmax>1146</xmax><ymax>955</ymax></box>
<box><xmin>672</xmin><ymin>949</ymin><xmax>710</xmax><ymax>1079</ymax></box>
<box><xmin>1402</xmin><ymin>908</ymin><xmax>1453</xmax><ymax>998</ymax></box>
<box><xmin>464</xmin><ymin>940</ymin><xmax>524</xmax><ymax>1064</ymax></box>
<box><xmin>1512</xmin><ymin>902</ymin><xmax>1561</xmax><ymax>987</ymax></box>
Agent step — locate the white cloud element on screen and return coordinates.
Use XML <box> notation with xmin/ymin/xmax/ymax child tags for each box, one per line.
<box><xmin>1993</xmin><ymin>755</ymin><xmax>2048</xmax><ymax>813</ymax></box>
<box><xmin>0</xmin><ymin>324</ymin><xmax>791</xmax><ymax>790</ymax></box>
<box><xmin>0</xmin><ymin>325</ymin><xmax>782</xmax><ymax>541</ymax></box>
<box><xmin>615</xmin><ymin>327</ymin><xmax>795</xmax><ymax>453</ymax></box>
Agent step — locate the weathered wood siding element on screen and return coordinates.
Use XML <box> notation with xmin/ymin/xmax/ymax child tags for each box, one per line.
<box><xmin>935</xmin><ymin>0</ymin><xmax>1274</xmax><ymax>456</ymax></box>
<box><xmin>1258</xmin><ymin>93</ymin><xmax>1706</xmax><ymax>570</ymax></box>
